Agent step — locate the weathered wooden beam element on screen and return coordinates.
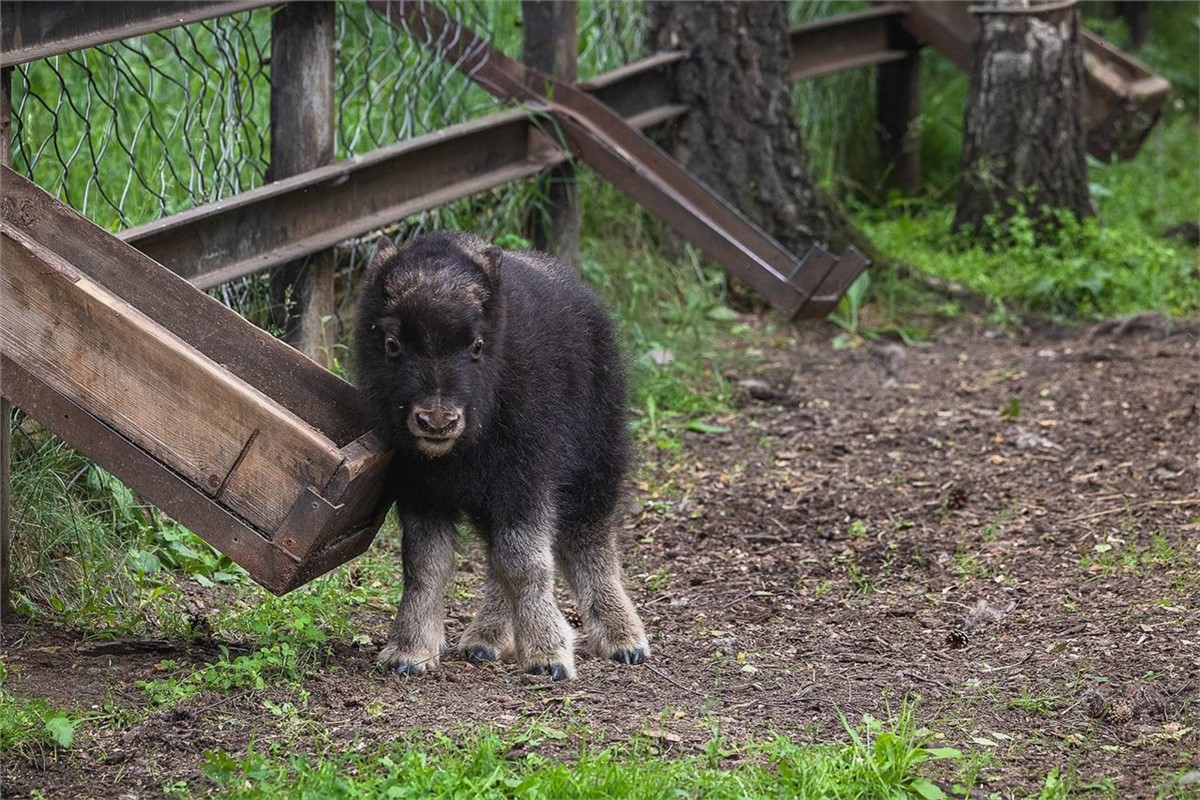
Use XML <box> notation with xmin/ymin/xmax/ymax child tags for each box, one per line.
<box><xmin>0</xmin><ymin>170</ymin><xmax>393</xmax><ymax>594</ymax></box>
<box><xmin>1</xmin><ymin>223</ymin><xmax>345</xmax><ymax>535</ymax></box>
<box><xmin>523</xmin><ymin>0</ymin><xmax>580</xmax><ymax>264</ymax></box>
<box><xmin>268</xmin><ymin>1</ymin><xmax>337</xmax><ymax>366</ymax></box>
<box><xmin>6</xmin><ymin>168</ymin><xmax>363</xmax><ymax>446</ymax></box>
<box><xmin>0</xmin><ymin>1</ymin><xmax>277</xmax><ymax>68</ymax></box>
<box><xmin>0</xmin><ymin>354</ymin><xmax>303</xmax><ymax>593</ymax></box>
<box><xmin>0</xmin><ymin>65</ymin><xmax>11</xmax><ymax>622</ymax></box>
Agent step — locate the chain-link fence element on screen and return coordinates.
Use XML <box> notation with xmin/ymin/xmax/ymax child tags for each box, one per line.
<box><xmin>9</xmin><ymin>1</ymin><xmax>649</xmax><ymax>324</ymax></box>
<box><xmin>8</xmin><ymin>0</ymin><xmax>875</xmax><ymax>326</ymax></box>
<box><xmin>11</xmin><ymin>10</ymin><xmax>272</xmax><ymax>233</ymax></box>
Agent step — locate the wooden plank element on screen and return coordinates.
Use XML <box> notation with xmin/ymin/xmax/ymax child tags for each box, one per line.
<box><xmin>1</xmin><ymin>65</ymin><xmax>12</xmax><ymax>621</ymax></box>
<box><xmin>1</xmin><ymin>1</ymin><xmax>276</xmax><ymax>68</ymax></box>
<box><xmin>268</xmin><ymin>1</ymin><xmax>337</xmax><ymax>365</ymax></box>
<box><xmin>1</xmin><ymin>169</ymin><xmax>364</xmax><ymax>448</ymax></box>
<box><xmin>0</xmin><ymin>355</ymin><xmax>303</xmax><ymax>594</ymax></box>
<box><xmin>314</xmin><ymin>435</ymin><xmax>392</xmax><ymax>556</ymax></box>
<box><xmin>0</xmin><ymin>223</ymin><xmax>344</xmax><ymax>534</ymax></box>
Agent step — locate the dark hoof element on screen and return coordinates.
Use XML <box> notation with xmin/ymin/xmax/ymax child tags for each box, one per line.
<box><xmin>610</xmin><ymin>647</ymin><xmax>647</xmax><ymax>665</ymax></box>
<box><xmin>464</xmin><ymin>645</ymin><xmax>500</xmax><ymax>663</ymax></box>
<box><xmin>526</xmin><ymin>663</ymin><xmax>569</xmax><ymax>681</ymax></box>
<box><xmin>393</xmin><ymin>661</ymin><xmax>427</xmax><ymax>677</ymax></box>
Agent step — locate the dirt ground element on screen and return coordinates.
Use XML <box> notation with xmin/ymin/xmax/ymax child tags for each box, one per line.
<box><xmin>4</xmin><ymin>321</ymin><xmax>1199</xmax><ymax>798</ymax></box>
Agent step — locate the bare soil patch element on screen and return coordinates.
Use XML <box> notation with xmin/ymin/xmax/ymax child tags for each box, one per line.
<box><xmin>4</xmin><ymin>324</ymin><xmax>1199</xmax><ymax>798</ymax></box>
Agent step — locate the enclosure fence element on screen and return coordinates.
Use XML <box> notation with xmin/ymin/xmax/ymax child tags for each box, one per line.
<box><xmin>8</xmin><ymin>1</ymin><xmax>650</xmax><ymax>325</ymax></box>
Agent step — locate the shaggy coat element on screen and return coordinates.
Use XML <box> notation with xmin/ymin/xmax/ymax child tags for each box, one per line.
<box><xmin>354</xmin><ymin>232</ymin><xmax>648</xmax><ymax>680</ymax></box>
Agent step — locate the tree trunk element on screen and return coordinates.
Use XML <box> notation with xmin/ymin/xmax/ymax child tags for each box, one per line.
<box><xmin>1116</xmin><ymin>1</ymin><xmax>1151</xmax><ymax>50</ymax></box>
<box><xmin>954</xmin><ymin>0</ymin><xmax>1093</xmax><ymax>235</ymax></box>
<box><xmin>648</xmin><ymin>1</ymin><xmax>861</xmax><ymax>263</ymax></box>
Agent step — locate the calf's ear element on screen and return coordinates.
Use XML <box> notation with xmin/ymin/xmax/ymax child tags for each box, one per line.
<box><xmin>476</xmin><ymin>244</ymin><xmax>503</xmax><ymax>289</ymax></box>
<box><xmin>366</xmin><ymin>236</ymin><xmax>400</xmax><ymax>280</ymax></box>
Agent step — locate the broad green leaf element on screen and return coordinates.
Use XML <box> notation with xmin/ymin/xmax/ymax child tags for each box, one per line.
<box><xmin>910</xmin><ymin>777</ymin><xmax>945</xmax><ymax>799</ymax></box>
<box><xmin>44</xmin><ymin>715</ymin><xmax>76</xmax><ymax>748</ymax></box>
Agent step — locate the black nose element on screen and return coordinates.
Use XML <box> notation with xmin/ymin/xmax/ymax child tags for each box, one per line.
<box><xmin>415</xmin><ymin>408</ymin><xmax>460</xmax><ymax>435</ymax></box>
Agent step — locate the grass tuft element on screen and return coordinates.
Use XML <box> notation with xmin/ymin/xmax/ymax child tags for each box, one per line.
<box><xmin>196</xmin><ymin>708</ymin><xmax>962</xmax><ymax>799</ymax></box>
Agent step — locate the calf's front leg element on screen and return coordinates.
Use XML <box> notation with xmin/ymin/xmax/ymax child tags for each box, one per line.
<box><xmin>378</xmin><ymin>514</ymin><xmax>456</xmax><ymax>676</ymax></box>
<box><xmin>489</xmin><ymin>511</ymin><xmax>575</xmax><ymax>680</ymax></box>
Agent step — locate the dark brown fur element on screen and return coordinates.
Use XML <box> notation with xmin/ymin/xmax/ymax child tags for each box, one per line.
<box><xmin>353</xmin><ymin>232</ymin><xmax>648</xmax><ymax>680</ymax></box>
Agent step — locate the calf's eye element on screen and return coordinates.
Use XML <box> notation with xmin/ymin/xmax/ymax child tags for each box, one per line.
<box><xmin>384</xmin><ymin>335</ymin><xmax>401</xmax><ymax>358</ymax></box>
<box><xmin>470</xmin><ymin>337</ymin><xmax>484</xmax><ymax>360</ymax></box>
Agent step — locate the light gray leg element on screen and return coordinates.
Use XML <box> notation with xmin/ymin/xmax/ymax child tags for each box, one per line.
<box><xmin>378</xmin><ymin>514</ymin><xmax>456</xmax><ymax>676</ymax></box>
<box><xmin>459</xmin><ymin>571</ymin><xmax>514</xmax><ymax>662</ymax></box>
<box><xmin>557</xmin><ymin>525</ymin><xmax>649</xmax><ymax>665</ymax></box>
<box><xmin>489</xmin><ymin>505</ymin><xmax>576</xmax><ymax>680</ymax></box>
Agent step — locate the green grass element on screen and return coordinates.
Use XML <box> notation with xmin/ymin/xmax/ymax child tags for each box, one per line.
<box><xmin>0</xmin><ymin>665</ymin><xmax>82</xmax><ymax>768</ymax></box>
<box><xmin>191</xmin><ymin>708</ymin><xmax>963</xmax><ymax>800</ymax></box>
<box><xmin>856</xmin><ymin>111</ymin><xmax>1200</xmax><ymax>322</ymax></box>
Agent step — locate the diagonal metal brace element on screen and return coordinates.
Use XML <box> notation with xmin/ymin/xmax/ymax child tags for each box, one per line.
<box><xmin>367</xmin><ymin>0</ymin><xmax>868</xmax><ymax>319</ymax></box>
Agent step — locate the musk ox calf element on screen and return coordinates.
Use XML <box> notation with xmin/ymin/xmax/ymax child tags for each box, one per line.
<box><xmin>354</xmin><ymin>231</ymin><xmax>649</xmax><ymax>680</ymax></box>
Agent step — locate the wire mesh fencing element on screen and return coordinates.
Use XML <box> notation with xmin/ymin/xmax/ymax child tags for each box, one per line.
<box><xmin>8</xmin><ymin>1</ymin><xmax>648</xmax><ymax>329</ymax></box>
<box><xmin>11</xmin><ymin>9</ymin><xmax>273</xmax><ymax>233</ymax></box>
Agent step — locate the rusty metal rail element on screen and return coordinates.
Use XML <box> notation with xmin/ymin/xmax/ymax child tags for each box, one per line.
<box><xmin>790</xmin><ymin>5</ymin><xmax>910</xmax><ymax>81</ymax></box>
<box><xmin>368</xmin><ymin>0</ymin><xmax>868</xmax><ymax>319</ymax></box>
<box><xmin>123</xmin><ymin>110</ymin><xmax>565</xmax><ymax>289</ymax></box>
<box><xmin>0</xmin><ymin>1</ymin><xmax>276</xmax><ymax>68</ymax></box>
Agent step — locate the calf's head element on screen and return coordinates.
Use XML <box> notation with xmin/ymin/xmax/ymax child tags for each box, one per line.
<box><xmin>353</xmin><ymin>233</ymin><xmax>502</xmax><ymax>459</ymax></box>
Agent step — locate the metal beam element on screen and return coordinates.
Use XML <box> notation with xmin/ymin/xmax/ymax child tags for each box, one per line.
<box><xmin>365</xmin><ymin>0</ymin><xmax>867</xmax><ymax>318</ymax></box>
<box><xmin>120</xmin><ymin>110</ymin><xmax>567</xmax><ymax>289</ymax></box>
<box><xmin>120</xmin><ymin>80</ymin><xmax>686</xmax><ymax>290</ymax></box>
<box><xmin>119</xmin><ymin>4</ymin><xmax>878</xmax><ymax>313</ymax></box>
<box><xmin>0</xmin><ymin>1</ymin><xmax>277</xmax><ymax>68</ymax></box>
<box><xmin>789</xmin><ymin>5</ymin><xmax>911</xmax><ymax>82</ymax></box>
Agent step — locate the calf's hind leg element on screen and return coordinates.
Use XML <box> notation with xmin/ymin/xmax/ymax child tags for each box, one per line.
<box><xmin>459</xmin><ymin>572</ymin><xmax>514</xmax><ymax>663</ymax></box>
<box><xmin>557</xmin><ymin>526</ymin><xmax>649</xmax><ymax>665</ymax></box>
<box><xmin>378</xmin><ymin>514</ymin><xmax>456</xmax><ymax>676</ymax></box>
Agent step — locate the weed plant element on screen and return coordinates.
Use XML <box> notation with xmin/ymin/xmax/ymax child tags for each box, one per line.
<box><xmin>0</xmin><ymin>665</ymin><xmax>81</xmax><ymax>769</ymax></box>
<box><xmin>197</xmin><ymin>705</ymin><xmax>963</xmax><ymax>799</ymax></box>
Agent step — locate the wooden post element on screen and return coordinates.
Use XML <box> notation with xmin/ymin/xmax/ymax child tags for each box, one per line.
<box><xmin>1</xmin><ymin>66</ymin><xmax>13</xmax><ymax>622</ymax></box>
<box><xmin>522</xmin><ymin>0</ymin><xmax>580</xmax><ymax>265</ymax></box>
<box><xmin>876</xmin><ymin>21</ymin><xmax>921</xmax><ymax>195</ymax></box>
<box><xmin>268</xmin><ymin>2</ymin><xmax>337</xmax><ymax>366</ymax></box>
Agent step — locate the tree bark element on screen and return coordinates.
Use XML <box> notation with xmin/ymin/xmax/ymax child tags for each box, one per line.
<box><xmin>954</xmin><ymin>0</ymin><xmax>1093</xmax><ymax>235</ymax></box>
<box><xmin>1116</xmin><ymin>1</ymin><xmax>1151</xmax><ymax>50</ymax></box>
<box><xmin>648</xmin><ymin>1</ymin><xmax>861</xmax><ymax>262</ymax></box>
